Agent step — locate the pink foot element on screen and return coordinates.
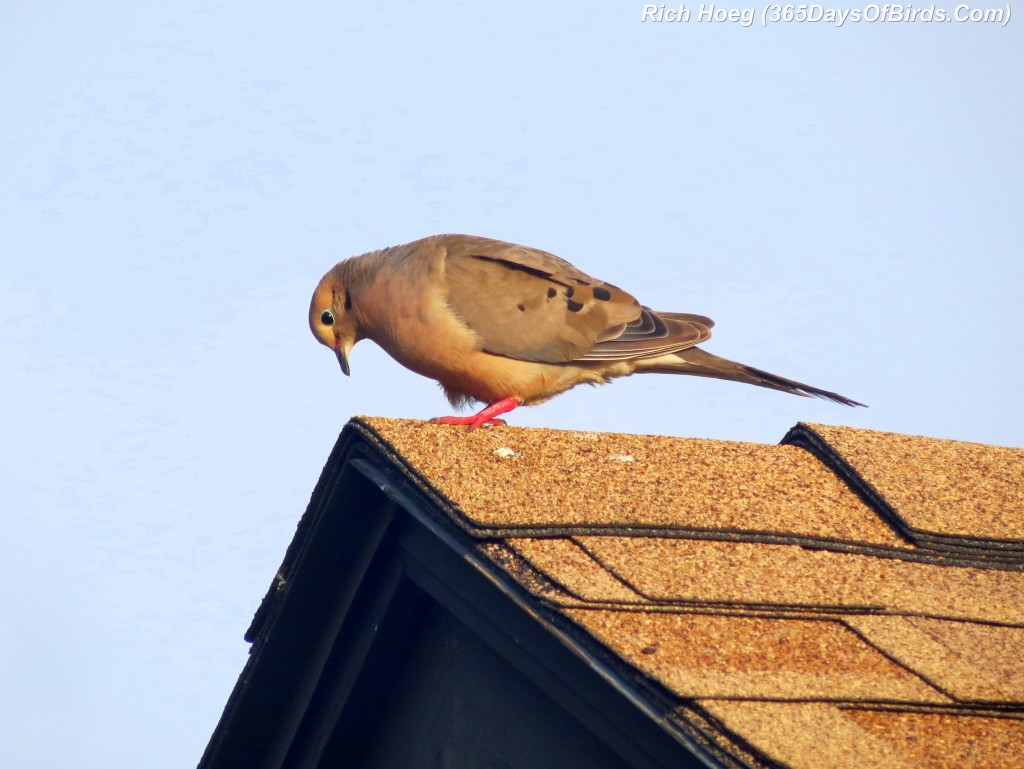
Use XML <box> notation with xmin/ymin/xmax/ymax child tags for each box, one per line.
<box><xmin>430</xmin><ymin>397</ymin><xmax>521</xmax><ymax>431</ymax></box>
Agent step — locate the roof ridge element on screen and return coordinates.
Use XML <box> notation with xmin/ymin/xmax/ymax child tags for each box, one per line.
<box><xmin>783</xmin><ymin>422</ymin><xmax>1024</xmax><ymax>558</ymax></box>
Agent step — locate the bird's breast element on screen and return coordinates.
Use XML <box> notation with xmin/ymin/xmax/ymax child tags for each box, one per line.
<box><xmin>356</xmin><ymin>268</ymin><xmax>611</xmax><ymax>405</ymax></box>
<box><xmin>360</xmin><ymin>294</ymin><xmax>555</xmax><ymax>403</ymax></box>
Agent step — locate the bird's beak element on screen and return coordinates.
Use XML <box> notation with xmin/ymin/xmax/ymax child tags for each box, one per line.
<box><xmin>331</xmin><ymin>332</ymin><xmax>355</xmax><ymax>376</ymax></box>
<box><xmin>335</xmin><ymin>347</ymin><xmax>351</xmax><ymax>376</ymax></box>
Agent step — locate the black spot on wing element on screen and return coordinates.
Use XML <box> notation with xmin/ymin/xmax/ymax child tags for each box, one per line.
<box><xmin>565</xmin><ymin>286</ymin><xmax>575</xmax><ymax>298</ymax></box>
<box><xmin>469</xmin><ymin>254</ymin><xmax>551</xmax><ymax>280</ymax></box>
<box><xmin>567</xmin><ymin>299</ymin><xmax>584</xmax><ymax>313</ymax></box>
<box><xmin>593</xmin><ymin>286</ymin><xmax>611</xmax><ymax>301</ymax></box>
<box><xmin>547</xmin><ymin>287</ymin><xmax>557</xmax><ymax>298</ymax></box>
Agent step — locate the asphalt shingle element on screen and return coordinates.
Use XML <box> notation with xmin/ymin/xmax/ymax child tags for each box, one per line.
<box><xmin>351</xmin><ymin>416</ymin><xmax>1024</xmax><ymax>769</ymax></box>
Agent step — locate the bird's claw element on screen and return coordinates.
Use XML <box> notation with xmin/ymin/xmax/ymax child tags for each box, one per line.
<box><xmin>428</xmin><ymin>397</ymin><xmax>521</xmax><ymax>432</ymax></box>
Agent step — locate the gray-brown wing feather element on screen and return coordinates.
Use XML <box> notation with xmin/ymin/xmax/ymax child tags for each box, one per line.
<box><xmin>584</xmin><ymin>311</ymin><xmax>713</xmax><ymax>360</ymax></box>
<box><xmin>440</xmin><ymin>234</ymin><xmax>602</xmax><ymax>284</ymax></box>
<box><xmin>444</xmin><ymin>253</ymin><xmax>619</xmax><ymax>362</ymax></box>
<box><xmin>440</xmin><ymin>234</ymin><xmax>713</xmax><ymax>364</ymax></box>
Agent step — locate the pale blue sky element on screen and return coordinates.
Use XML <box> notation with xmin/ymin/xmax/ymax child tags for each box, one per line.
<box><xmin>2</xmin><ymin>2</ymin><xmax>1021</xmax><ymax>767</ymax></box>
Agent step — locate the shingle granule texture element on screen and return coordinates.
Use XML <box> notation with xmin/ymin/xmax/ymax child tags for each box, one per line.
<box><xmin>350</xmin><ymin>416</ymin><xmax>1024</xmax><ymax>768</ymax></box>
<box><xmin>786</xmin><ymin>422</ymin><xmax>1024</xmax><ymax>554</ymax></box>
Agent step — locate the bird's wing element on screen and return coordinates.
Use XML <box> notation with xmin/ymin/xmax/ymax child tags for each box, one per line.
<box><xmin>440</xmin><ymin>235</ymin><xmax>713</xmax><ymax>364</ymax></box>
<box><xmin>583</xmin><ymin>310</ymin><xmax>713</xmax><ymax>360</ymax></box>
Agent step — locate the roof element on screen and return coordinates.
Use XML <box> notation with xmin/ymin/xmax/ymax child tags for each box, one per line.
<box><xmin>205</xmin><ymin>417</ymin><xmax>1024</xmax><ymax>769</ymax></box>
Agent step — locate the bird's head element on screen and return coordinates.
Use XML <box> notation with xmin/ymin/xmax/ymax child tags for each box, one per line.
<box><xmin>309</xmin><ymin>270</ymin><xmax>358</xmax><ymax>376</ymax></box>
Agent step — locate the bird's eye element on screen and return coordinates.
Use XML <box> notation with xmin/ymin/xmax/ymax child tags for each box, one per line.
<box><xmin>320</xmin><ymin>309</ymin><xmax>335</xmax><ymax>326</ymax></box>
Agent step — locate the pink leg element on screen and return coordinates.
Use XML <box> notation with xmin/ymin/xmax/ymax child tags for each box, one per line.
<box><xmin>430</xmin><ymin>397</ymin><xmax>521</xmax><ymax>431</ymax></box>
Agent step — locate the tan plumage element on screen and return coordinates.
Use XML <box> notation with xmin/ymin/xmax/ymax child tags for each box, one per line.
<box><xmin>309</xmin><ymin>234</ymin><xmax>864</xmax><ymax>428</ymax></box>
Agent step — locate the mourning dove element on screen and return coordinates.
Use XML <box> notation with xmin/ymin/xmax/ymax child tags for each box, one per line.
<box><xmin>309</xmin><ymin>234</ymin><xmax>864</xmax><ymax>429</ymax></box>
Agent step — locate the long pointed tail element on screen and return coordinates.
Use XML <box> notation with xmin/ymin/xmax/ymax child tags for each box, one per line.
<box><xmin>635</xmin><ymin>346</ymin><xmax>866</xmax><ymax>407</ymax></box>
